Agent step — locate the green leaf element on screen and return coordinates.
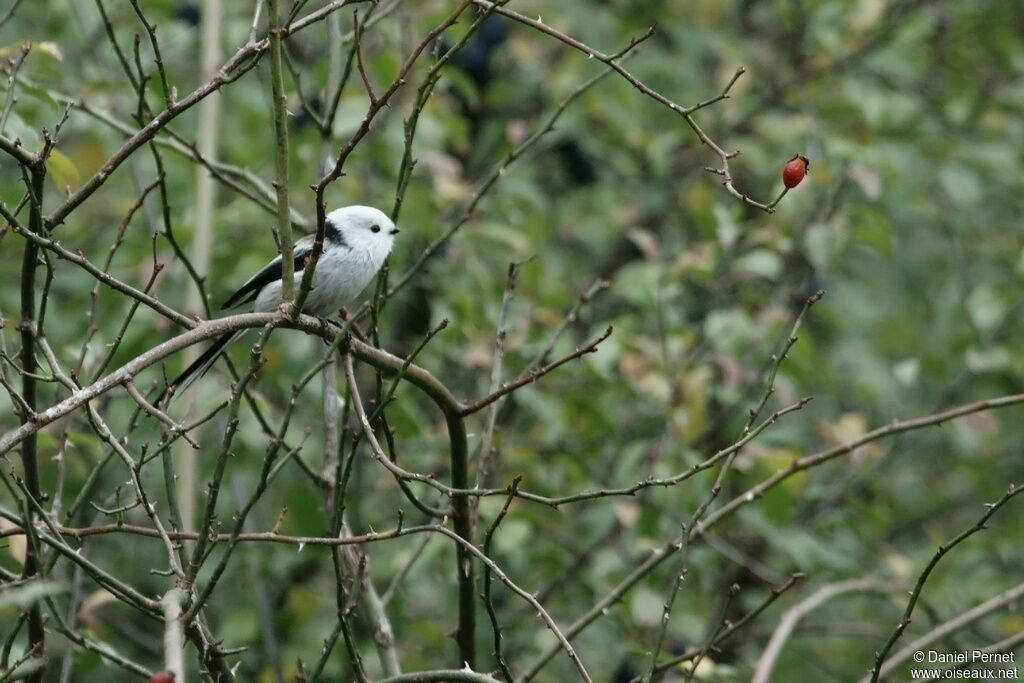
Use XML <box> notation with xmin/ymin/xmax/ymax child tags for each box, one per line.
<box><xmin>966</xmin><ymin>285</ymin><xmax>1007</xmax><ymax>335</ymax></box>
<box><xmin>18</xmin><ymin>79</ymin><xmax>61</xmax><ymax>108</ymax></box>
<box><xmin>735</xmin><ymin>248</ymin><xmax>783</xmax><ymax>280</ymax></box>
<box><xmin>938</xmin><ymin>165</ymin><xmax>983</xmax><ymax>208</ymax></box>
<box><xmin>0</xmin><ymin>40</ymin><xmax>64</xmax><ymax>62</ymax></box>
<box><xmin>965</xmin><ymin>346</ymin><xmax>1011</xmax><ymax>373</ymax></box>
<box><xmin>45</xmin><ymin>148</ymin><xmax>80</xmax><ymax>194</ymax></box>
<box><xmin>2</xmin><ymin>110</ymin><xmax>40</xmax><ymax>152</ymax></box>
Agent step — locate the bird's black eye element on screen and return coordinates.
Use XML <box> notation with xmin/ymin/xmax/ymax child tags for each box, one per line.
<box><xmin>370</xmin><ymin>224</ymin><xmax>381</xmax><ymax>233</ymax></box>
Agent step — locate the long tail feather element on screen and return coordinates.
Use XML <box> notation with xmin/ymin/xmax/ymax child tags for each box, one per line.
<box><xmin>157</xmin><ymin>330</ymin><xmax>244</xmax><ymax>405</ymax></box>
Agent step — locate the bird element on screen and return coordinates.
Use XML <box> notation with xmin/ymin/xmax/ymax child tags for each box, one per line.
<box><xmin>160</xmin><ymin>205</ymin><xmax>399</xmax><ymax>403</ymax></box>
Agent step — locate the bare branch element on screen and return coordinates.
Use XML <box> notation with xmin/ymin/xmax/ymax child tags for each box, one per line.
<box><xmin>866</xmin><ymin>582</ymin><xmax>1024</xmax><ymax>682</ymax></box>
<box><xmin>699</xmin><ymin>393</ymin><xmax>1024</xmax><ymax>533</ymax></box>
<box><xmin>469</xmin><ymin>1</ymin><xmax>779</xmax><ymax>211</ymax></box>
<box><xmin>867</xmin><ymin>484</ymin><xmax>1024</xmax><ymax>682</ymax></box>
<box><xmin>268</xmin><ymin>0</ymin><xmax>296</xmax><ymax>303</ymax></box>
<box><xmin>752</xmin><ymin>578</ymin><xmax>883</xmax><ymax>683</ymax></box>
<box><xmin>461</xmin><ymin>326</ymin><xmax>613</xmax><ymax>417</ymax></box>
<box><xmin>652</xmin><ymin>574</ymin><xmax>804</xmax><ymax>675</ymax></box>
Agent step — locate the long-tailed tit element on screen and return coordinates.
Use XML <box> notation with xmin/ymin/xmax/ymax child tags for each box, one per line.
<box><xmin>161</xmin><ymin>205</ymin><xmax>399</xmax><ymax>402</ymax></box>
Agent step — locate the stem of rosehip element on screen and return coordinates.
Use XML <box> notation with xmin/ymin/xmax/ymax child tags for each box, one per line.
<box><xmin>767</xmin><ymin>186</ymin><xmax>790</xmax><ymax>210</ymax></box>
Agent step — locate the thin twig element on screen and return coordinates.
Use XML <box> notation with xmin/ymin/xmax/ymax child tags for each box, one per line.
<box><xmin>885</xmin><ymin>592</ymin><xmax>1024</xmax><ymax>682</ymax></box>
<box><xmin>267</xmin><ymin>0</ymin><xmax>296</xmax><ymax>303</ymax></box>
<box><xmin>482</xmin><ymin>476</ymin><xmax>522</xmax><ymax>681</ymax></box>
<box><xmin>471</xmin><ymin>262</ymin><xmax>523</xmax><ymax>534</ymax></box>
<box><xmin>470</xmin><ymin>1</ymin><xmax>778</xmax><ymax>211</ymax></box>
<box><xmin>527</xmin><ymin>279</ymin><xmax>610</xmax><ymax>370</ymax></box>
<box><xmin>652</xmin><ymin>573</ymin><xmax>804</xmax><ymax>675</ymax></box>
<box><xmin>461</xmin><ymin>326</ymin><xmax>613</xmax><ymax>417</ymax></box>
<box><xmin>128</xmin><ymin>0</ymin><xmax>173</xmax><ymax>108</ymax></box>
<box><xmin>867</xmin><ymin>484</ymin><xmax>1023</xmax><ymax>682</ymax></box>
<box><xmin>387</xmin><ymin>39</ymin><xmax>650</xmax><ymax>300</ymax></box>
<box><xmin>698</xmin><ymin>395</ymin><xmax>1024</xmax><ymax>533</ymax></box>
<box><xmin>751</xmin><ymin>577</ymin><xmax>883</xmax><ymax>683</ymax></box>
<box><xmin>0</xmin><ymin>0</ymin><xmax>25</xmax><ymax>31</ymax></box>
<box><xmin>0</xmin><ymin>42</ymin><xmax>31</xmax><ymax>134</ymax></box>
<box><xmin>123</xmin><ymin>380</ymin><xmax>200</xmax><ymax>449</ymax></box>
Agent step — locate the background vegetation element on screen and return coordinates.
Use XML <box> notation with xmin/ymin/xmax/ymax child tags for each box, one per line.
<box><xmin>1</xmin><ymin>1</ymin><xmax>1022</xmax><ymax>681</ymax></box>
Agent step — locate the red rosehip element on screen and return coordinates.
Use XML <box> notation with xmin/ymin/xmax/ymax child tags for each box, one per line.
<box><xmin>148</xmin><ymin>673</ymin><xmax>176</xmax><ymax>683</ymax></box>
<box><xmin>782</xmin><ymin>154</ymin><xmax>810</xmax><ymax>188</ymax></box>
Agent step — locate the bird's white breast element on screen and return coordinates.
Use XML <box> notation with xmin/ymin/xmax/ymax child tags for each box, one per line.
<box><xmin>253</xmin><ymin>245</ymin><xmax>383</xmax><ymax>316</ymax></box>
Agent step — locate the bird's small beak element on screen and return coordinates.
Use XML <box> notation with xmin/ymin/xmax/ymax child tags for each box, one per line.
<box><xmin>390</xmin><ymin>227</ymin><xmax>400</xmax><ymax>235</ymax></box>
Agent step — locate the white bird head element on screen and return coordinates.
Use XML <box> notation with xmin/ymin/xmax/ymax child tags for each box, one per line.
<box><xmin>325</xmin><ymin>205</ymin><xmax>399</xmax><ymax>258</ymax></box>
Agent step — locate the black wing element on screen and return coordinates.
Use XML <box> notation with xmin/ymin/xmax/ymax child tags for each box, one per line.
<box><xmin>220</xmin><ymin>243</ymin><xmax>312</xmax><ymax>309</ymax></box>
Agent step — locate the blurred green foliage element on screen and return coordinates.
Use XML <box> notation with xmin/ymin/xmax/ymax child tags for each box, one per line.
<box><xmin>1</xmin><ymin>0</ymin><xmax>1022</xmax><ymax>681</ymax></box>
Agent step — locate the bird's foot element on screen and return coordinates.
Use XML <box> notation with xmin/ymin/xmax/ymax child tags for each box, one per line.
<box><xmin>314</xmin><ymin>314</ymin><xmax>340</xmax><ymax>337</ymax></box>
<box><xmin>312</xmin><ymin>315</ymin><xmax>352</xmax><ymax>350</ymax></box>
<box><xmin>339</xmin><ymin>329</ymin><xmax>354</xmax><ymax>352</ymax></box>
